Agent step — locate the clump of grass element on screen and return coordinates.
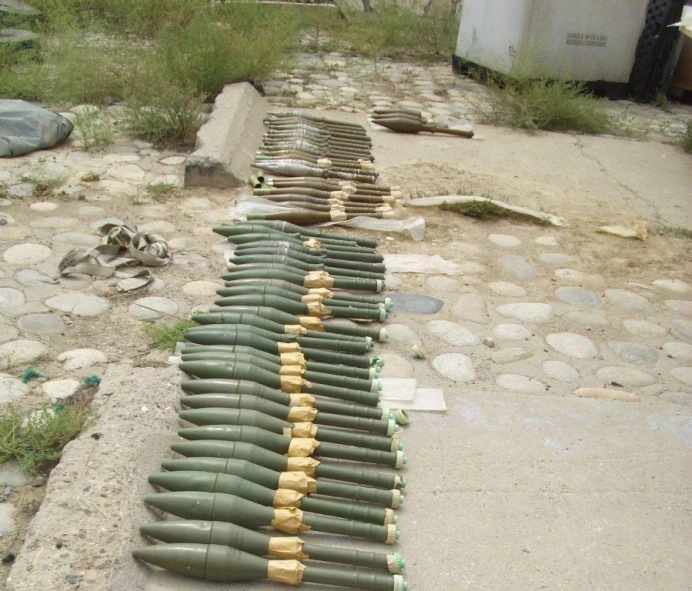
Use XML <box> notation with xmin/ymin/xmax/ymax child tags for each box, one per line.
<box><xmin>123</xmin><ymin>78</ymin><xmax>204</xmax><ymax>147</ymax></box>
<box><xmin>653</xmin><ymin>224</ymin><xmax>692</xmax><ymax>240</ymax></box>
<box><xmin>0</xmin><ymin>401</ymin><xmax>94</xmax><ymax>473</ymax></box>
<box><xmin>439</xmin><ymin>199</ymin><xmax>508</xmax><ymax>220</ymax></box>
<box><xmin>680</xmin><ymin>120</ymin><xmax>692</xmax><ymax>154</ymax></box>
<box><xmin>74</xmin><ymin>107</ymin><xmax>113</xmax><ymax>151</ymax></box>
<box><xmin>146</xmin><ymin>181</ymin><xmax>177</xmax><ymax>201</ymax></box>
<box><xmin>144</xmin><ymin>320</ymin><xmax>195</xmax><ymax>352</ymax></box>
<box><xmin>473</xmin><ymin>73</ymin><xmax>612</xmax><ymax>134</ymax></box>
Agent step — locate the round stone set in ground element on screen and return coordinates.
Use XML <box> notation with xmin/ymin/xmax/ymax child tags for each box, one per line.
<box><xmin>129</xmin><ymin>297</ymin><xmax>178</xmax><ymax>320</ymax></box>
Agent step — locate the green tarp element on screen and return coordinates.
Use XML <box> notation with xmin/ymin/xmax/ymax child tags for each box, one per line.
<box><xmin>0</xmin><ymin>100</ymin><xmax>74</xmax><ymax>157</ymax></box>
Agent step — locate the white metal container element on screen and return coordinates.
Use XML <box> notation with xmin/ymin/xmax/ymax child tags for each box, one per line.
<box><xmin>455</xmin><ymin>0</ymin><xmax>651</xmax><ymax>83</ymax></box>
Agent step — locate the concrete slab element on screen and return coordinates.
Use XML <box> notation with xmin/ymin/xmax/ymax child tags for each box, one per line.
<box><xmin>184</xmin><ymin>83</ymin><xmax>267</xmax><ymax>189</ymax></box>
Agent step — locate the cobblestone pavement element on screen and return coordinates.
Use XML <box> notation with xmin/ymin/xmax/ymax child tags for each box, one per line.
<box><xmin>0</xmin><ymin>67</ymin><xmax>691</xmax><ymax>589</ymax></box>
<box><xmin>264</xmin><ymin>51</ymin><xmax>692</xmax><ymax>143</ymax></box>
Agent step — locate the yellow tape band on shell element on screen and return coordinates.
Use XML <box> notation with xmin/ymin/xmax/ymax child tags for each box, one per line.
<box><xmin>267</xmin><ymin>537</ymin><xmax>309</xmax><ymax>560</ymax></box>
<box><xmin>298</xmin><ymin>316</ymin><xmax>324</xmax><ymax>330</ymax></box>
<box><xmin>330</xmin><ymin>210</ymin><xmax>348</xmax><ymax>221</ymax></box>
<box><xmin>291</xmin><ymin>422</ymin><xmax>318</xmax><ymax>438</ymax></box>
<box><xmin>385</xmin><ymin>525</ymin><xmax>398</xmax><ymax>545</ymax></box>
<box><xmin>301</xmin><ymin>294</ymin><xmax>323</xmax><ymax>304</ymax></box>
<box><xmin>288</xmin><ymin>393</ymin><xmax>314</xmax><ymax>407</ymax></box>
<box><xmin>305</xmin><ymin>301</ymin><xmax>327</xmax><ymax>316</ymax></box>
<box><xmin>279</xmin><ymin>365</ymin><xmax>304</xmax><ymax>376</ymax></box>
<box><xmin>284</xmin><ymin>324</ymin><xmax>307</xmax><ymax>335</ymax></box>
<box><xmin>303</xmin><ymin>274</ymin><xmax>334</xmax><ymax>289</ymax></box>
<box><xmin>286</xmin><ymin>456</ymin><xmax>319</xmax><ymax>476</ymax></box>
<box><xmin>273</xmin><ymin>488</ymin><xmax>304</xmax><ymax>508</ymax></box>
<box><xmin>307</xmin><ymin>288</ymin><xmax>333</xmax><ymax>298</ymax></box>
<box><xmin>287</xmin><ymin>438</ymin><xmax>319</xmax><ymax>457</ymax></box>
<box><xmin>278</xmin><ymin>471</ymin><xmax>317</xmax><ymax>494</ymax></box>
<box><xmin>287</xmin><ymin>406</ymin><xmax>318</xmax><ymax>422</ymax></box>
<box><xmin>280</xmin><ymin>375</ymin><xmax>303</xmax><ymax>393</ymax></box>
<box><xmin>267</xmin><ymin>560</ymin><xmax>306</xmax><ymax>586</ymax></box>
<box><xmin>270</xmin><ymin>507</ymin><xmax>310</xmax><ymax>534</ymax></box>
<box><xmin>277</xmin><ymin>342</ymin><xmax>301</xmax><ymax>354</ymax></box>
<box><xmin>281</xmin><ymin>352</ymin><xmax>306</xmax><ymax>368</ymax></box>
<box><xmin>303</xmin><ymin>238</ymin><xmax>321</xmax><ymax>248</ymax></box>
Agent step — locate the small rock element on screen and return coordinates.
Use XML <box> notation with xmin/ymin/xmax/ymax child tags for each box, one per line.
<box><xmin>555</xmin><ymin>286</ymin><xmax>602</xmax><ymax>308</ymax></box>
<box><xmin>29</xmin><ymin>217</ymin><xmax>79</xmax><ymax>229</ymax></box>
<box><xmin>7</xmin><ymin>183</ymin><xmax>34</xmax><ymax>198</ymax></box>
<box><xmin>488</xmin><ymin>234</ymin><xmax>521</xmax><ymax>247</ymax></box>
<box><xmin>662</xmin><ymin>341</ymin><xmax>692</xmax><ymax>360</ymax></box>
<box><xmin>46</xmin><ymin>293</ymin><xmax>109</xmax><ymax>317</ymax></box>
<box><xmin>623</xmin><ymin>319</ymin><xmax>667</xmax><ymax>338</ymax></box>
<box><xmin>432</xmin><ymin>353</ymin><xmax>475</xmax><ymax>382</ymax></box>
<box><xmin>535</xmin><ymin>236</ymin><xmax>559</xmax><ymax>246</ymax></box>
<box><xmin>57</xmin><ymin>348</ymin><xmax>107</xmax><ymax>370</ymax></box>
<box><xmin>562</xmin><ymin>311</ymin><xmax>610</xmax><ymax>329</ymax></box>
<box><xmin>29</xmin><ymin>202</ymin><xmax>58</xmax><ymax>212</ymax></box>
<box><xmin>546</xmin><ymin>332</ymin><xmax>598</xmax><ymax>359</ymax></box>
<box><xmin>554</xmin><ymin>269</ymin><xmax>604</xmax><ymax>285</ymax></box>
<box><xmin>385</xmin><ymin>324</ymin><xmax>421</xmax><ymax>344</ymax></box>
<box><xmin>604</xmin><ymin>289</ymin><xmax>656</xmax><ymax>315</ymax></box>
<box><xmin>488</xmin><ymin>282</ymin><xmax>526</xmax><ymax>297</ymax></box>
<box><xmin>452</xmin><ymin>294</ymin><xmax>488</xmax><ymax>324</ymax></box>
<box><xmin>129</xmin><ymin>296</ymin><xmax>178</xmax><ymax>320</ymax></box>
<box><xmin>492</xmin><ymin>348</ymin><xmax>532</xmax><ymax>364</ymax></box>
<box><xmin>170</xmin><ymin>237</ymin><xmax>201</xmax><ymax>251</ymax></box>
<box><xmin>0</xmin><ymin>460</ymin><xmax>31</xmax><ymax>486</ymax></box>
<box><xmin>665</xmin><ymin>300</ymin><xmax>692</xmax><ymax>317</ymax></box>
<box><xmin>482</xmin><ymin>336</ymin><xmax>495</xmax><ymax>348</ymax></box>
<box><xmin>425</xmin><ymin>276</ymin><xmax>458</xmax><ymax>293</ymax></box>
<box><xmin>596</xmin><ymin>366</ymin><xmax>656</xmax><ymax>388</ymax></box>
<box><xmin>0</xmin><ymin>288</ymin><xmax>26</xmax><ymax>313</ymax></box>
<box><xmin>3</xmin><ymin>244</ymin><xmax>52</xmax><ymax>265</ymax></box>
<box><xmin>671</xmin><ymin>367</ymin><xmax>692</xmax><ymax>387</ymax></box>
<box><xmin>43</xmin><ymin>379</ymin><xmax>81</xmax><ymax>402</ymax></box>
<box><xmin>79</xmin><ymin>170</ymin><xmax>103</xmax><ymax>182</ymax></box>
<box><xmin>160</xmin><ymin>156</ymin><xmax>186</xmax><ymax>166</ymax></box>
<box><xmin>607</xmin><ymin>341</ymin><xmax>657</xmax><ymax>365</ymax></box>
<box><xmin>17</xmin><ymin>314</ymin><xmax>65</xmax><ymax>334</ymax></box>
<box><xmin>0</xmin><ymin>340</ymin><xmax>47</xmax><ymax>371</ymax></box>
<box><xmin>653</xmin><ymin>279</ymin><xmax>691</xmax><ymax>293</ymax></box>
<box><xmin>14</xmin><ymin>269</ymin><xmax>56</xmax><ymax>287</ymax></box>
<box><xmin>496</xmin><ymin>302</ymin><xmax>553</xmax><ymax>324</ymax></box>
<box><xmin>497</xmin><ymin>254</ymin><xmax>537</xmax><ymax>281</ymax></box>
<box><xmin>672</xmin><ymin>319</ymin><xmax>692</xmax><ymax>342</ymax></box>
<box><xmin>0</xmin><ymin>373</ymin><xmax>28</xmax><ymax>405</ymax></box>
<box><xmin>539</xmin><ymin>253</ymin><xmax>574</xmax><ymax>265</ymax></box>
<box><xmin>495</xmin><ymin>374</ymin><xmax>546</xmax><ymax>393</ymax></box>
<box><xmin>427</xmin><ymin>320</ymin><xmax>480</xmax><ymax>346</ymax></box>
<box><xmin>574</xmin><ymin>387</ymin><xmax>639</xmax><ymax>402</ymax></box>
<box><xmin>492</xmin><ymin>323</ymin><xmax>532</xmax><ymax>341</ymax></box>
<box><xmin>543</xmin><ymin>360</ymin><xmax>579</xmax><ymax>383</ymax></box>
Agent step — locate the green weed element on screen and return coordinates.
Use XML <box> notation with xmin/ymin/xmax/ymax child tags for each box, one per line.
<box><xmin>146</xmin><ymin>181</ymin><xmax>177</xmax><ymax>202</ymax></box>
<box><xmin>472</xmin><ymin>72</ymin><xmax>612</xmax><ymax>134</ymax></box>
<box><xmin>0</xmin><ymin>400</ymin><xmax>94</xmax><ymax>473</ymax></box>
<box><xmin>439</xmin><ymin>199</ymin><xmax>508</xmax><ymax>220</ymax></box>
<box><xmin>144</xmin><ymin>320</ymin><xmax>195</xmax><ymax>352</ymax></box>
<box><xmin>679</xmin><ymin>120</ymin><xmax>692</xmax><ymax>154</ymax></box>
<box><xmin>653</xmin><ymin>224</ymin><xmax>692</xmax><ymax>240</ymax></box>
<box><xmin>74</xmin><ymin>107</ymin><xmax>113</xmax><ymax>151</ymax></box>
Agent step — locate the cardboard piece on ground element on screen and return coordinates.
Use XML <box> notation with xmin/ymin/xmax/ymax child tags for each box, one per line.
<box><xmin>379</xmin><ymin>378</ymin><xmax>416</xmax><ymax>402</ymax></box>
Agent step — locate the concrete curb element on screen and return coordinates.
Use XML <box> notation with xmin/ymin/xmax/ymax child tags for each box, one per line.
<box><xmin>6</xmin><ymin>364</ymin><xmax>181</xmax><ymax>591</ymax></box>
<box><xmin>184</xmin><ymin>82</ymin><xmax>267</xmax><ymax>189</ymax></box>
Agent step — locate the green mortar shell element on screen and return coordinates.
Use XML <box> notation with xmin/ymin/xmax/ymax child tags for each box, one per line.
<box><xmin>180</xmin><ymin>394</ymin><xmax>395</xmax><ymax>435</ymax></box>
<box><xmin>179</xmin><ymin>407</ymin><xmax>398</xmax><ymax>451</ymax></box>
<box><xmin>300</xmin><ymin>347</ymin><xmax>372</xmax><ymax>369</ymax></box>
<box><xmin>228</xmin><ymin>254</ymin><xmax>386</xmax><ymax>280</ymax></box>
<box><xmin>179</xmin><ymin>360</ymin><xmax>379</xmax><ymax>406</ymax></box>
<box><xmin>140</xmin><ymin>520</ymin><xmax>403</xmax><ymax>573</ymax></box>
<box><xmin>182</xmin><ymin>343</ymin><xmax>373</xmax><ymax>379</ymax></box>
<box><xmin>185</xmin><ymin>325</ymin><xmax>369</xmax><ymax>355</ymax></box>
<box><xmin>145</xmin><ymin>491</ymin><xmax>395</xmax><ymax>543</ymax></box>
<box><xmin>214</xmin><ymin>287</ymin><xmax>383</xmax><ymax>313</ymax></box>
<box><xmin>162</xmin><ymin>457</ymin><xmax>282</xmax><ymax>489</ymax></box>
<box><xmin>180</xmin><ymin>378</ymin><xmax>389</xmax><ymax>420</ymax></box>
<box><xmin>236</xmin><ymin>241</ymin><xmax>384</xmax><ymax>263</ymax></box>
<box><xmin>249</xmin><ymin>219</ymin><xmax>378</xmax><ymax>249</ymax></box>
<box><xmin>161</xmin><ymin>457</ymin><xmax>401</xmax><ymax>508</ymax></box>
<box><xmin>170</xmin><ymin>440</ymin><xmax>403</xmax><ymax>489</ymax></box>
<box><xmin>221</xmin><ymin>229</ymin><xmax>376</xmax><ymax>254</ymax></box>
<box><xmin>233</xmin><ymin>248</ymin><xmax>386</xmax><ymax>274</ymax></box>
<box><xmin>133</xmin><ymin>543</ymin><xmax>406</xmax><ymax>589</ymax></box>
<box><xmin>178</xmin><ymin>425</ymin><xmax>403</xmax><ymax>468</ymax></box>
<box><xmin>150</xmin><ymin>470</ymin><xmax>391</xmax><ymax>526</ymax></box>
<box><xmin>221</xmin><ymin>266</ymin><xmax>382</xmax><ymax>293</ymax></box>
<box><xmin>132</xmin><ymin>543</ymin><xmax>268</xmax><ymax>582</ymax></box>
